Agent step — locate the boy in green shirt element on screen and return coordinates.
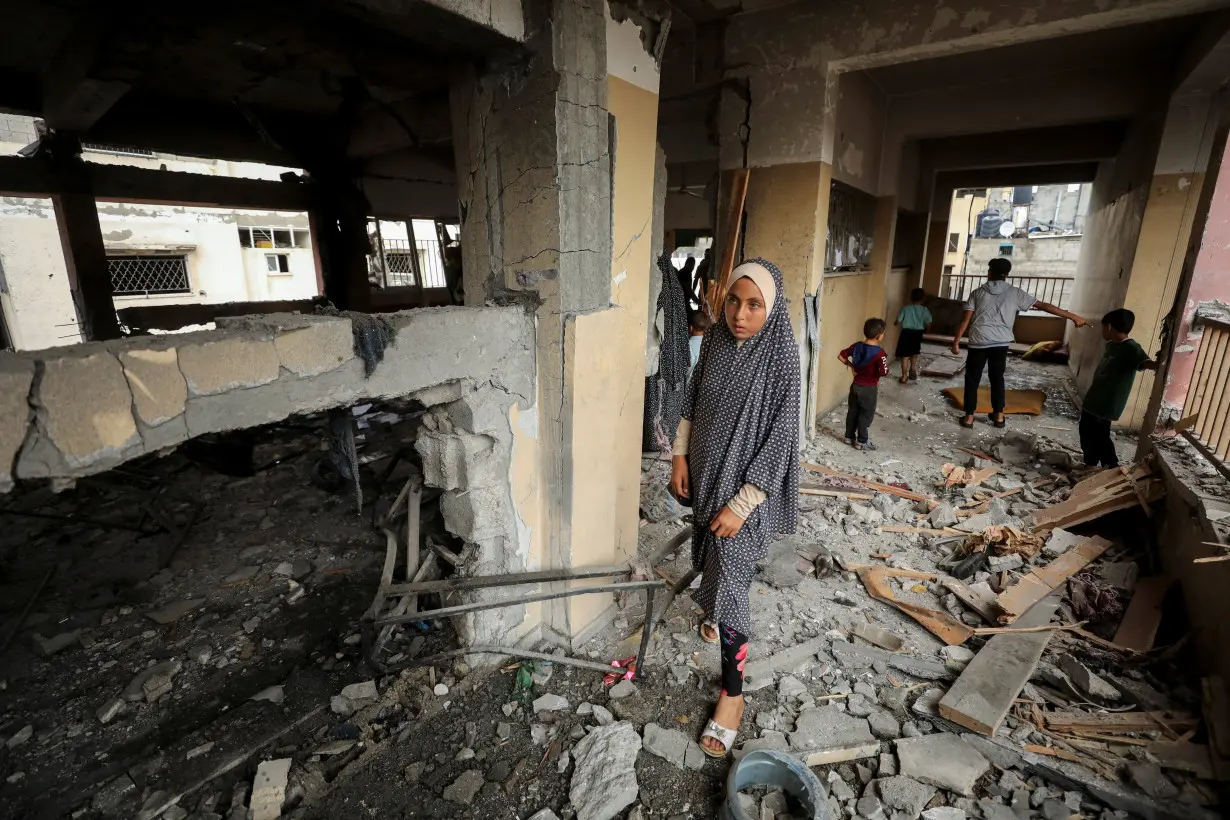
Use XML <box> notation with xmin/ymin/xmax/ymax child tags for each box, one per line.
<box><xmin>1080</xmin><ymin>309</ymin><xmax>1159</xmax><ymax>468</ymax></box>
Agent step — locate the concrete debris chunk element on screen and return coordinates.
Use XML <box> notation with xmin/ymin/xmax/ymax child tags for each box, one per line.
<box><xmin>734</xmin><ymin>730</ymin><xmax>789</xmax><ymax>760</ymax></box>
<box><xmin>867</xmin><ymin>710</ymin><xmax>901</xmax><ymax>739</ymax></box>
<box><xmin>895</xmin><ymin>734</ymin><xmax>990</xmax><ymax>796</ymax></box>
<box><xmin>442</xmin><ymin>770</ymin><xmax>485</xmax><ymax>805</ymax></box>
<box><xmin>251</xmin><ymin>685</ymin><xmax>285</xmax><ymax>705</ymax></box>
<box><xmin>1057</xmin><ymin>656</ymin><xmax>1120</xmax><ymax>701</ymax></box>
<box><xmin>592</xmin><ymin>704</ymin><xmax>615</xmax><ymax>726</ymax></box>
<box><xmin>641</xmin><ymin>723</ymin><xmax>706</xmax><ymax>771</ymax></box>
<box><xmin>928</xmin><ymin>503</ymin><xmax>959</xmax><ymax>529</ymax></box>
<box><xmin>96</xmin><ymin>697</ymin><xmax>125</xmax><ymax>724</ymax></box>
<box><xmin>250</xmin><ymin>758</ymin><xmax>291</xmax><ymax>820</ymax></box>
<box><xmin>92</xmin><ymin>773</ymin><xmax>138</xmax><ymax>814</ymax></box>
<box><xmin>123</xmin><ymin>659</ymin><xmax>183</xmax><ymax>703</ymax></box>
<box><xmin>569</xmin><ymin>722</ymin><xmax>641</xmax><ymax>820</ymax></box>
<box><xmin>533</xmin><ymin>693</ymin><xmax>570</xmax><ymax>712</ymax></box>
<box><xmin>6</xmin><ymin>724</ymin><xmax>33</xmax><ymax>748</ymax></box>
<box><xmin>1044</xmin><ymin>528</ymin><xmax>1084</xmax><ymax>558</ymax></box>
<box><xmin>31</xmin><ymin>629</ymin><xmax>82</xmax><ymax>656</ymax></box>
<box><xmin>875</xmin><ymin>775</ymin><xmax>937</xmax><ymax>818</ymax></box>
<box><xmin>789</xmin><ymin>705</ymin><xmax>879</xmax><ymax>766</ymax></box>
<box><xmin>528</xmin><ymin>811</ymin><xmax>561</xmax><ymax>820</ymax></box>
<box><xmin>608</xmin><ymin>680</ymin><xmax>636</xmax><ymax>699</ymax></box>
<box><xmin>922</xmin><ymin>809</ymin><xmax>967</xmax><ymax>820</ymax></box>
<box><xmin>145</xmin><ymin>599</ymin><xmax>205</xmax><ymax>625</ymax></box>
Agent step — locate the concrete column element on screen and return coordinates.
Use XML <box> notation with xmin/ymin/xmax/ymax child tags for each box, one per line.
<box><xmin>451</xmin><ymin>0</ymin><xmax>661</xmax><ymax>648</ymax></box>
<box><xmin>864</xmin><ymin>196</ymin><xmax>899</xmax><ymax>320</ymax></box>
<box><xmin>1068</xmin><ymin>92</ymin><xmax>1221</xmax><ymax>429</ymax></box>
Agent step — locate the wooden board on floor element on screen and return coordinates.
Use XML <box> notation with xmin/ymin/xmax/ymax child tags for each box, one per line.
<box><xmin>938</xmin><ymin>596</ymin><xmax>1060</xmax><ymax>736</ymax></box>
<box><xmin>803</xmin><ymin>463</ymin><xmax>932</xmax><ymax>502</ymax></box>
<box><xmin>1112</xmin><ymin>575</ymin><xmax>1173</xmax><ymax>652</ymax></box>
<box><xmin>996</xmin><ymin>536</ymin><xmax>1113</xmax><ymax>621</ymax></box>
<box><xmin>921</xmin><ymin>351</ymin><xmax>967</xmax><ymax>377</ymax></box>
<box><xmin>1032</xmin><ymin>461</ymin><xmax>1164</xmax><ymax>533</ymax></box>
<box><xmin>1043</xmin><ymin>710</ymin><xmax>1197</xmax><ymax>734</ymax></box>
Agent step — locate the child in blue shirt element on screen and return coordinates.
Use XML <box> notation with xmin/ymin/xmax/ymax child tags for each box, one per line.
<box><xmin>894</xmin><ymin>288</ymin><xmax>933</xmax><ymax>384</ymax></box>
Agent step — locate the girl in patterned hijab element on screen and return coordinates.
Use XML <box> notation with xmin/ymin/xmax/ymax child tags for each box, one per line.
<box><xmin>669</xmin><ymin>259</ymin><xmax>801</xmax><ymax>756</ymax></box>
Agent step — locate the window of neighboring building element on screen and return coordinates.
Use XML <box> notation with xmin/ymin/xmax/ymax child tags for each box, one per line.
<box><xmin>998</xmin><ymin>244</ymin><xmax>1014</xmax><ymax>257</ymax></box>
<box><xmin>265</xmin><ymin>253</ymin><xmax>291</xmax><ymax>274</ymax></box>
<box><xmin>947</xmin><ymin>232</ymin><xmax>959</xmax><ymax>252</ymax></box>
<box><xmin>238</xmin><ymin>226</ymin><xmax>310</xmax><ymax>249</ymax></box>
<box><xmin>108</xmin><ymin>255</ymin><xmax>191</xmax><ymax>296</ymax></box>
<box><xmin>942</xmin><ymin>265</ymin><xmax>954</xmax><ymax>276</ymax></box>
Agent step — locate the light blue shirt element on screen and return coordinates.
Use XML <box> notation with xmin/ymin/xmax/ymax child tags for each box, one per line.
<box><xmin>688</xmin><ymin>335</ymin><xmax>703</xmax><ymax>379</ymax></box>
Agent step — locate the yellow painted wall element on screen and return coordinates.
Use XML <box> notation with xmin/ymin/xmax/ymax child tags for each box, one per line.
<box><xmin>818</xmin><ymin>272</ymin><xmax>874</xmax><ymax>418</ymax></box>
<box><xmin>563</xmin><ymin>75</ymin><xmax>658</xmax><ymax>637</ymax></box>
<box><xmin>1120</xmin><ymin>171</ymin><xmax>1205</xmax><ymax>427</ymax></box>
<box><xmin>508</xmin><ymin>402</ymin><xmax>545</xmax><ymax>641</ymax></box>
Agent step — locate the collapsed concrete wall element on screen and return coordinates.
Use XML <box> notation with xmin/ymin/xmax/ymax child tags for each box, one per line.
<box><xmin>0</xmin><ymin>306</ymin><xmax>537</xmax><ymax>643</ymax></box>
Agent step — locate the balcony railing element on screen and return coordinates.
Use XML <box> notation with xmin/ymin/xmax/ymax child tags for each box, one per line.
<box><xmin>1180</xmin><ymin>315</ymin><xmax>1230</xmax><ymax>478</ymax></box>
<box><xmin>939</xmin><ymin>273</ymin><xmax>1075</xmax><ymax>310</ymax></box>
<box><xmin>376</xmin><ymin>238</ymin><xmax>448</xmax><ymax>290</ymax></box>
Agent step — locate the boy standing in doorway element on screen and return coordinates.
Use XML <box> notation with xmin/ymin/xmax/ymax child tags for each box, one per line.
<box><xmin>894</xmin><ymin>287</ymin><xmax>932</xmax><ymax>383</ymax></box>
<box><xmin>1080</xmin><ymin>308</ymin><xmax>1159</xmax><ymax>468</ymax></box>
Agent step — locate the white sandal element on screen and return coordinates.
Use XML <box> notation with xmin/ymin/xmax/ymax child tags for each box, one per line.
<box><xmin>700</xmin><ymin>719</ymin><xmax>738</xmax><ymax>758</ymax></box>
<box><xmin>699</xmin><ymin>620</ymin><xmax>719</xmax><ymax>644</ymax></box>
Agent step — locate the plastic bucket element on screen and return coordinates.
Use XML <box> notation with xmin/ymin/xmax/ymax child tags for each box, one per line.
<box><xmin>720</xmin><ymin>750</ymin><xmax>829</xmax><ymax>820</ymax></box>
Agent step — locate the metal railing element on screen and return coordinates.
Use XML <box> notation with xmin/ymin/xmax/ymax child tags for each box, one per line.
<box><xmin>939</xmin><ymin>273</ymin><xmax>1074</xmax><ymax>309</ymax></box>
<box><xmin>378</xmin><ymin>238</ymin><xmax>448</xmax><ymax>289</ymax></box>
<box><xmin>1180</xmin><ymin>316</ymin><xmax>1230</xmax><ymax>477</ymax></box>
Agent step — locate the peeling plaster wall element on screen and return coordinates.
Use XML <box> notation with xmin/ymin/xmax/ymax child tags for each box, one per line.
<box><xmin>0</xmin><ymin>307</ymin><xmax>538</xmax><ymax>644</ymax></box>
<box><xmin>833</xmin><ymin>71</ymin><xmax>887</xmax><ymax>195</ymax></box>
<box><xmin>421</xmin><ymin>0</ymin><xmax>526</xmax><ymax>41</ymax></box>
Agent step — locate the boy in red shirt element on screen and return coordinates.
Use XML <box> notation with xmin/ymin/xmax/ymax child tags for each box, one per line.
<box><xmin>838</xmin><ymin>318</ymin><xmax>889</xmax><ymax>451</ymax></box>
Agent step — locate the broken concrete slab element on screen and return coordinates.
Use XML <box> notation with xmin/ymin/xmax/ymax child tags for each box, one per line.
<box><xmin>608</xmin><ymin>680</ymin><xmax>636</xmax><ymax>699</ymax></box>
<box><xmin>734</xmin><ymin>730</ymin><xmax>789</xmax><ymax>760</ymax></box>
<box><xmin>789</xmin><ymin>705</ymin><xmax>879</xmax><ymax>765</ymax></box>
<box><xmin>442</xmin><ymin>769</ymin><xmax>485</xmax><ymax>805</ymax></box>
<box><xmin>120</xmin><ymin>347</ymin><xmax>188</xmax><ymax>426</ymax></box>
<box><xmin>570</xmin><ymin>722</ymin><xmax>641</xmax><ymax>820</ymax></box>
<box><xmin>830</xmin><ymin>640</ymin><xmax>956</xmax><ymax>681</ymax></box>
<box><xmin>641</xmin><ymin>723</ymin><xmax>706</xmax><ymax>771</ymax></box>
<box><xmin>250</xmin><ymin>758</ymin><xmax>291</xmax><ymax>820</ymax></box>
<box><xmin>743</xmin><ymin>636</ymin><xmax>828</xmax><ymax>690</ymax></box>
<box><xmin>533</xmin><ymin>693</ymin><xmax>570</xmax><ymax>713</ymax></box>
<box><xmin>895</xmin><ymin>734</ymin><xmax>990</xmax><ymax>796</ymax></box>
<box><xmin>145</xmin><ymin>598</ymin><xmax>205</xmax><ymax>625</ymax></box>
<box><xmin>1025</xmin><ymin>752</ymin><xmax>1220</xmax><ymax>820</ymax></box>
<box><xmin>31</xmin><ymin>629</ymin><xmax>81</xmax><ymax>657</ymax></box>
<box><xmin>875</xmin><ymin>775</ymin><xmax>937</xmax><ymax>818</ymax></box>
<box><xmin>1043</xmin><ymin>528</ymin><xmax>1084</xmax><ymax>558</ymax></box>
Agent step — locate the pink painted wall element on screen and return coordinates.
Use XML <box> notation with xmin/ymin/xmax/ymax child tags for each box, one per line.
<box><xmin>1164</xmin><ymin>141</ymin><xmax>1230</xmax><ymax>418</ymax></box>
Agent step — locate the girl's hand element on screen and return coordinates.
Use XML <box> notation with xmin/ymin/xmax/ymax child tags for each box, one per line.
<box><xmin>669</xmin><ymin>456</ymin><xmax>690</xmax><ymax>500</ymax></box>
<box><xmin>710</xmin><ymin>505</ymin><xmax>745</xmax><ymax>538</ymax></box>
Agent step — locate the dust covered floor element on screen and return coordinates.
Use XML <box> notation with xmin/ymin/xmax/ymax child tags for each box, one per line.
<box><xmin>1</xmin><ymin>350</ymin><xmax>1221</xmax><ymax>820</ymax></box>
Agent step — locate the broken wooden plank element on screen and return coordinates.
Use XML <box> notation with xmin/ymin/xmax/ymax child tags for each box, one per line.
<box><xmin>942</xmin><ymin>578</ymin><xmax>1003</xmax><ymax>624</ymax></box>
<box><xmin>1024</xmin><ymin>744</ymin><xmax>1084</xmax><ymax>763</ymax></box>
<box><xmin>859</xmin><ymin>566</ymin><xmax>973</xmax><ymax>646</ymax></box>
<box><xmin>1174</xmin><ymin>412</ymin><xmax>1200</xmax><ymax>433</ymax></box>
<box><xmin>1032</xmin><ymin>462</ymin><xmax>1164</xmax><ymax>532</ymax></box>
<box><xmin>1191</xmin><ymin>554</ymin><xmax>1230</xmax><ymax>564</ymax></box>
<box><xmin>1111</xmin><ymin>575</ymin><xmax>1173</xmax><ymax>652</ymax></box>
<box><xmin>939</xmin><ymin>596</ymin><xmax>1060</xmax><ymax>736</ymax></box>
<box><xmin>996</xmin><ymin>536</ymin><xmax>1112</xmax><ymax>621</ymax></box>
<box><xmin>880</xmin><ymin>525</ymin><xmax>963</xmax><ymax>535</ymax></box>
<box><xmin>845</xmin><ymin>563</ymin><xmax>936</xmax><ymax>581</ymax></box>
<box><xmin>1043</xmin><ymin>710</ymin><xmax>1198</xmax><ymax>734</ymax></box>
<box><xmin>972</xmin><ymin>621</ymin><xmax>1086</xmax><ymax>636</ymax></box>
<box><xmin>958</xmin><ymin>447</ymin><xmax>1001</xmax><ymax>464</ymax></box>
<box><xmin>799</xmin><ymin>487</ymin><xmax>875</xmax><ymax>500</ymax></box>
<box><xmin>803</xmin><ymin>463</ymin><xmax>932</xmax><ymax>502</ymax></box>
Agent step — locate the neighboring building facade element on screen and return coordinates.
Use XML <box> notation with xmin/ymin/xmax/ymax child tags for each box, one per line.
<box><xmin>941</xmin><ymin>183</ymin><xmax>1091</xmax><ymax>308</ymax></box>
<box><xmin>0</xmin><ymin>114</ymin><xmax>320</xmax><ymax>351</ymax></box>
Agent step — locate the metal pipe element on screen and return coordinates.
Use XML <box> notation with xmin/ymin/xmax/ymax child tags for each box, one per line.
<box><xmin>375</xmin><ymin>580</ymin><xmax>664</xmax><ymax>626</ymax></box>
<box><xmin>634</xmin><ymin>586</ymin><xmax>656</xmax><ymax>681</ymax></box>
<box><xmin>376</xmin><ymin>645</ymin><xmax>621</xmax><ymax>675</ymax></box>
<box><xmin>384</xmin><ymin>564</ymin><xmax>633</xmax><ymax>596</ymax></box>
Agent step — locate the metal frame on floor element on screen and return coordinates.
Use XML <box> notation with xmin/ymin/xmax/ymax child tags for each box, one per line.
<box><xmin>361</xmin><ymin>468</ymin><xmax>663</xmax><ymax>679</ymax></box>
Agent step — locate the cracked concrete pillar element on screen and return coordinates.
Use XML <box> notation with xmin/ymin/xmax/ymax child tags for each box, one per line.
<box><xmin>451</xmin><ymin>0</ymin><xmax>662</xmax><ymax>648</ymax></box>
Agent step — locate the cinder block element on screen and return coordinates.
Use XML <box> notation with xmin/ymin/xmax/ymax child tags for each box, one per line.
<box><xmin>119</xmin><ymin>348</ymin><xmax>187</xmax><ymax>426</ymax></box>
<box><xmin>0</xmin><ymin>358</ymin><xmax>34</xmax><ymax>491</ymax></box>
<box><xmin>274</xmin><ymin>320</ymin><xmax>353</xmax><ymax>377</ymax></box>
<box><xmin>446</xmin><ymin>386</ymin><xmax>515</xmax><ymax>436</ymax></box>
<box><xmin>441</xmin><ymin>485</ymin><xmax>512</xmax><ymax>542</ymax></box>
<box><xmin>38</xmin><ymin>351</ymin><xmax>139</xmax><ymax>468</ymax></box>
<box><xmin>178</xmin><ymin>336</ymin><xmax>280</xmax><ymax>396</ymax></box>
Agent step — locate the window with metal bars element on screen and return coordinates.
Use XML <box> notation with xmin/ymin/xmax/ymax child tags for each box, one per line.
<box><xmin>108</xmin><ymin>255</ymin><xmax>191</xmax><ymax>296</ymax></box>
<box><xmin>83</xmin><ymin>142</ymin><xmax>154</xmax><ymax>157</ymax></box>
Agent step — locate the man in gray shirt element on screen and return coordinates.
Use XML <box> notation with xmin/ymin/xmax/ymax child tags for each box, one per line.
<box><xmin>951</xmin><ymin>258</ymin><xmax>1087</xmax><ymax>428</ymax></box>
